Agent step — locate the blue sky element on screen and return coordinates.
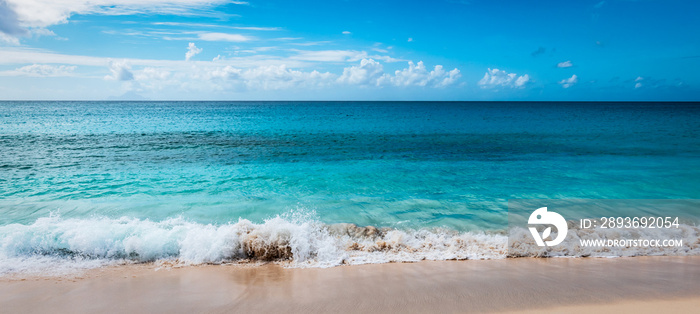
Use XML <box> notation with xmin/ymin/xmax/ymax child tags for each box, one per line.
<box><xmin>0</xmin><ymin>0</ymin><xmax>698</xmax><ymax>100</ymax></box>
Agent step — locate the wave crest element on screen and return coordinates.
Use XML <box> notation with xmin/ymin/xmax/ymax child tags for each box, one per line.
<box><xmin>0</xmin><ymin>215</ymin><xmax>508</xmax><ymax>275</ymax></box>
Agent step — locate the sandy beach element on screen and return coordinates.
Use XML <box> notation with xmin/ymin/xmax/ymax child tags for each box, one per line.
<box><xmin>1</xmin><ymin>256</ymin><xmax>699</xmax><ymax>313</ymax></box>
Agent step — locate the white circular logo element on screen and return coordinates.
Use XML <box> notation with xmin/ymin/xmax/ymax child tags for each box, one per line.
<box><xmin>528</xmin><ymin>207</ymin><xmax>568</xmax><ymax>247</ymax></box>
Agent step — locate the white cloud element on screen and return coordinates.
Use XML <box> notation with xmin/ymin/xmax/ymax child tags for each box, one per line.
<box><xmin>337</xmin><ymin>58</ymin><xmax>385</xmax><ymax>86</ymax></box>
<box><xmin>241</xmin><ymin>65</ymin><xmax>335</xmax><ymax>90</ymax></box>
<box><xmin>0</xmin><ymin>32</ymin><xmax>20</xmax><ymax>45</ymax></box>
<box><xmin>0</xmin><ymin>48</ymin><xmax>117</xmax><ymax>66</ymax></box>
<box><xmin>336</xmin><ymin>59</ymin><xmax>461</xmax><ymax>88</ymax></box>
<box><xmin>105</xmin><ymin>60</ymin><xmax>133</xmax><ymax>81</ymax></box>
<box><xmin>230</xmin><ymin>26</ymin><xmax>275</xmax><ymax>31</ymax></box>
<box><xmin>185</xmin><ymin>42</ymin><xmax>202</xmax><ymax>61</ymax></box>
<box><xmin>0</xmin><ymin>47</ymin><xmax>308</xmax><ymax>69</ymax></box>
<box><xmin>387</xmin><ymin>61</ymin><xmax>461</xmax><ymax>88</ymax></box>
<box><xmin>407</xmin><ymin>38</ymin><xmax>413</xmax><ymax>42</ymax></box>
<box><xmin>635</xmin><ymin>76</ymin><xmax>644</xmax><ymax>88</ymax></box>
<box><xmin>342</xmin><ymin>31</ymin><xmax>351</xmax><ymax>35</ymax></box>
<box><xmin>0</xmin><ymin>64</ymin><xmax>76</xmax><ymax>77</ymax></box>
<box><xmin>135</xmin><ymin>67</ymin><xmax>170</xmax><ymax>80</ymax></box>
<box><xmin>290</xmin><ymin>49</ymin><xmax>401</xmax><ymax>63</ymax></box>
<box><xmin>287</xmin><ymin>40</ymin><xmax>332</xmax><ymax>46</ymax></box>
<box><xmin>1</xmin><ymin>0</ymin><xmax>238</xmax><ymax>40</ymax></box>
<box><xmin>206</xmin><ymin>64</ymin><xmax>335</xmax><ymax>90</ymax></box>
<box><xmin>559</xmin><ymin>74</ymin><xmax>578</xmax><ymax>88</ymax></box>
<box><xmin>206</xmin><ymin>59</ymin><xmax>462</xmax><ymax>90</ymax></box>
<box><xmin>515</xmin><ymin>75</ymin><xmax>530</xmax><ymax>87</ymax></box>
<box><xmin>207</xmin><ymin>65</ymin><xmax>241</xmax><ymax>80</ymax></box>
<box><xmin>0</xmin><ymin>0</ymin><xmax>28</xmax><ymax>37</ymax></box>
<box><xmin>197</xmin><ymin>32</ymin><xmax>252</xmax><ymax>42</ymax></box>
<box><xmin>478</xmin><ymin>68</ymin><xmax>529</xmax><ymax>89</ymax></box>
<box><xmin>0</xmin><ymin>48</ymin><xmax>461</xmax><ymax>94</ymax></box>
<box><xmin>150</xmin><ymin>22</ymin><xmax>277</xmax><ymax>31</ymax></box>
<box><xmin>236</xmin><ymin>46</ymin><xmax>278</xmax><ymax>54</ymax></box>
<box><xmin>291</xmin><ymin>50</ymin><xmax>368</xmax><ymax>62</ymax></box>
<box><xmin>131</xmin><ymin>67</ymin><xmax>175</xmax><ymax>91</ymax></box>
<box><xmin>145</xmin><ymin>30</ymin><xmax>257</xmax><ymax>42</ymax></box>
<box><xmin>557</xmin><ymin>60</ymin><xmax>573</xmax><ymax>68</ymax></box>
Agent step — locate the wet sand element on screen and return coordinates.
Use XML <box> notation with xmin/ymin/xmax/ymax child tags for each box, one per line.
<box><xmin>1</xmin><ymin>257</ymin><xmax>699</xmax><ymax>313</ymax></box>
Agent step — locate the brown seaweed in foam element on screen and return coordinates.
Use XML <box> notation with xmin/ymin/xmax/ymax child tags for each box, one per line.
<box><xmin>239</xmin><ymin>229</ymin><xmax>294</xmax><ymax>261</ymax></box>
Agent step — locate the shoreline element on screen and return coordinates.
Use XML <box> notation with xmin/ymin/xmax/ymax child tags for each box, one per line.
<box><xmin>2</xmin><ymin>256</ymin><xmax>699</xmax><ymax>313</ymax></box>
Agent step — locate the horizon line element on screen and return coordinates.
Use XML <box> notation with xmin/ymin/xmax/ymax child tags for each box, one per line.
<box><xmin>1</xmin><ymin>100</ymin><xmax>699</xmax><ymax>103</ymax></box>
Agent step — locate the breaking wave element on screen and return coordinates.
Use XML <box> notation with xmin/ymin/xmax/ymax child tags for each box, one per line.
<box><xmin>1</xmin><ymin>213</ymin><xmax>698</xmax><ymax>276</ymax></box>
<box><xmin>0</xmin><ymin>213</ymin><xmax>507</xmax><ymax>276</ymax></box>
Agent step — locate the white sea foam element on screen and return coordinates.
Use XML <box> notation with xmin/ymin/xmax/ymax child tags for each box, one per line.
<box><xmin>1</xmin><ymin>214</ymin><xmax>698</xmax><ymax>276</ymax></box>
<box><xmin>0</xmin><ymin>213</ymin><xmax>508</xmax><ymax>275</ymax></box>
<box><xmin>508</xmin><ymin>222</ymin><xmax>700</xmax><ymax>258</ymax></box>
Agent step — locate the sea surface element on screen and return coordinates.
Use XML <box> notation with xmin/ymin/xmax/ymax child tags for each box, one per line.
<box><xmin>1</xmin><ymin>101</ymin><xmax>699</xmax><ymax>274</ymax></box>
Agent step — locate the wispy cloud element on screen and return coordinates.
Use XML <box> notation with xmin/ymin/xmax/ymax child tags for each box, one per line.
<box><xmin>628</xmin><ymin>76</ymin><xmax>686</xmax><ymax>90</ymax></box>
<box><xmin>1</xmin><ymin>0</ymin><xmax>241</xmax><ymax>41</ymax></box>
<box><xmin>291</xmin><ymin>50</ymin><xmax>369</xmax><ymax>62</ymax></box>
<box><xmin>151</xmin><ymin>22</ymin><xmax>280</xmax><ymax>31</ymax></box>
<box><xmin>290</xmin><ymin>49</ymin><xmax>401</xmax><ymax>63</ymax></box>
<box><xmin>371</xmin><ymin>43</ymin><xmax>389</xmax><ymax>53</ymax></box>
<box><xmin>0</xmin><ymin>47</ymin><xmax>307</xmax><ymax>69</ymax></box>
<box><xmin>235</xmin><ymin>46</ymin><xmax>279</xmax><ymax>54</ymax></box>
<box><xmin>0</xmin><ymin>64</ymin><xmax>76</xmax><ymax>77</ymax></box>
<box><xmin>559</xmin><ymin>74</ymin><xmax>578</xmax><ymax>88</ymax></box>
<box><xmin>288</xmin><ymin>41</ymin><xmax>332</xmax><ymax>46</ymax></box>
<box><xmin>197</xmin><ymin>32</ymin><xmax>253</xmax><ymax>42</ymax></box>
<box><xmin>4</xmin><ymin>0</ymin><xmax>235</xmax><ymax>27</ymax></box>
<box><xmin>273</xmin><ymin>37</ymin><xmax>303</xmax><ymax>41</ymax></box>
<box><xmin>557</xmin><ymin>60</ymin><xmax>573</xmax><ymax>68</ymax></box>
<box><xmin>229</xmin><ymin>26</ymin><xmax>279</xmax><ymax>31</ymax></box>
<box><xmin>106</xmin><ymin>30</ymin><xmax>257</xmax><ymax>42</ymax></box>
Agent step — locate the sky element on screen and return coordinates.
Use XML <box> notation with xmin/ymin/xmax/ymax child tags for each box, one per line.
<box><xmin>0</xmin><ymin>0</ymin><xmax>698</xmax><ymax>101</ymax></box>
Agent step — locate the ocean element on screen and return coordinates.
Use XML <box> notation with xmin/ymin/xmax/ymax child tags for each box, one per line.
<box><xmin>1</xmin><ymin>101</ymin><xmax>699</xmax><ymax>274</ymax></box>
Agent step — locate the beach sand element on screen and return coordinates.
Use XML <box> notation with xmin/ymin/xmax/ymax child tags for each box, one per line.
<box><xmin>1</xmin><ymin>257</ymin><xmax>699</xmax><ymax>313</ymax></box>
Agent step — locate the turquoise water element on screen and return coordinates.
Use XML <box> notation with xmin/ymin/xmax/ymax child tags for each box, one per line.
<box><xmin>1</xmin><ymin>101</ymin><xmax>699</xmax><ymax>272</ymax></box>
